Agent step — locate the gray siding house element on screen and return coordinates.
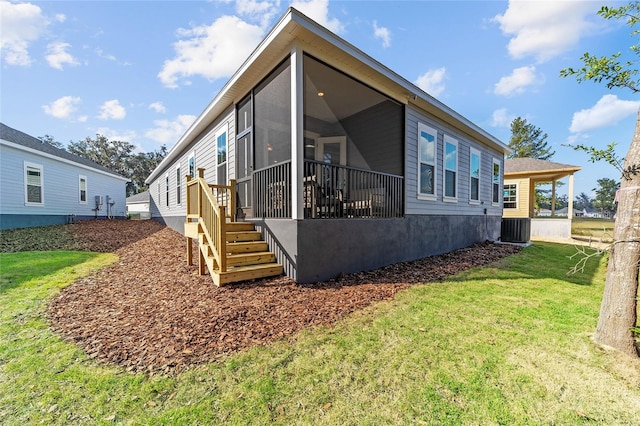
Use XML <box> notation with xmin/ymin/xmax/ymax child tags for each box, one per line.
<box><xmin>146</xmin><ymin>8</ymin><xmax>510</xmax><ymax>283</ymax></box>
<box><xmin>0</xmin><ymin>123</ymin><xmax>129</xmax><ymax>230</ymax></box>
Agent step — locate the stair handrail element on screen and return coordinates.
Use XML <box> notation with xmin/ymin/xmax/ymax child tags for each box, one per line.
<box><xmin>186</xmin><ymin>168</ymin><xmax>231</xmax><ymax>273</ymax></box>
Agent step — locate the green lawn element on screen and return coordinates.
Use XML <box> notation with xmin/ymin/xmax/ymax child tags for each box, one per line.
<box><xmin>572</xmin><ymin>217</ymin><xmax>615</xmax><ymax>239</ymax></box>
<box><xmin>1</xmin><ymin>244</ymin><xmax>639</xmax><ymax>425</ymax></box>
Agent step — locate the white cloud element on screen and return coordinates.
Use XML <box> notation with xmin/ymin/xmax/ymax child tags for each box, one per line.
<box><xmin>415</xmin><ymin>67</ymin><xmax>446</xmax><ymax>97</ymax></box>
<box><xmin>493</xmin><ymin>66</ymin><xmax>541</xmax><ymax>96</ymax></box>
<box><xmin>54</xmin><ymin>13</ymin><xmax>66</xmax><ymax>23</ymax></box>
<box><xmin>0</xmin><ymin>0</ymin><xmax>49</xmax><ymax>66</ymax></box>
<box><xmin>145</xmin><ymin>115</ymin><xmax>197</xmax><ymax>144</ymax></box>
<box><xmin>42</xmin><ymin>95</ymin><xmax>81</xmax><ymax>119</ymax></box>
<box><xmin>373</xmin><ymin>20</ymin><xmax>390</xmax><ymax>48</ymax></box>
<box><xmin>235</xmin><ymin>0</ymin><xmax>280</xmax><ymax>27</ymax></box>
<box><xmin>98</xmin><ymin>99</ymin><xmax>127</xmax><ymax>120</ymax></box>
<box><xmin>149</xmin><ymin>102</ymin><xmax>167</xmax><ymax>114</ymax></box>
<box><xmin>158</xmin><ymin>15</ymin><xmax>264</xmax><ymax>88</ymax></box>
<box><xmin>569</xmin><ymin>94</ymin><xmax>640</xmax><ymax>133</ymax></box>
<box><xmin>290</xmin><ymin>0</ymin><xmax>344</xmax><ymax>34</ymax></box>
<box><xmin>493</xmin><ymin>0</ymin><xmax>597</xmax><ymax>62</ymax></box>
<box><xmin>45</xmin><ymin>41</ymin><xmax>79</xmax><ymax>70</ymax></box>
<box><xmin>491</xmin><ymin>108</ymin><xmax>516</xmax><ymax>128</ymax></box>
<box><xmin>94</xmin><ymin>127</ymin><xmax>137</xmax><ymax>143</ymax></box>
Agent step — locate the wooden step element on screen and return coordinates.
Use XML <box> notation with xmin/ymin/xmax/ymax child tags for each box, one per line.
<box><xmin>226</xmin><ymin>241</ymin><xmax>268</xmax><ymax>254</ymax></box>
<box><xmin>226</xmin><ymin>230</ymin><xmax>262</xmax><ymax>242</ymax></box>
<box><xmin>226</xmin><ymin>222</ymin><xmax>256</xmax><ymax>232</ymax></box>
<box><xmin>213</xmin><ymin>263</ymin><xmax>283</xmax><ymax>286</ymax></box>
<box><xmin>227</xmin><ymin>251</ymin><xmax>276</xmax><ymax>267</ymax></box>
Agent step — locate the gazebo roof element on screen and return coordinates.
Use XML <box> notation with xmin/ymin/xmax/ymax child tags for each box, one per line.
<box><xmin>504</xmin><ymin>158</ymin><xmax>581</xmax><ymax>181</ymax></box>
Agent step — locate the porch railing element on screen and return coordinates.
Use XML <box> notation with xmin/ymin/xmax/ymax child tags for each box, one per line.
<box><xmin>186</xmin><ymin>168</ymin><xmax>235</xmax><ymax>273</ymax></box>
<box><xmin>251</xmin><ymin>160</ymin><xmax>403</xmax><ymax>219</ymax></box>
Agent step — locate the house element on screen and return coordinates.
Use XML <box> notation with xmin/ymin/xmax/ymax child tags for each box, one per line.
<box><xmin>145</xmin><ymin>7</ymin><xmax>511</xmax><ymax>284</ymax></box>
<box><xmin>0</xmin><ymin>122</ymin><xmax>129</xmax><ymax>230</ymax></box>
<box><xmin>503</xmin><ymin>158</ymin><xmax>581</xmax><ymax>241</ymax></box>
<box><xmin>126</xmin><ymin>191</ymin><xmax>151</xmax><ymax>219</ymax></box>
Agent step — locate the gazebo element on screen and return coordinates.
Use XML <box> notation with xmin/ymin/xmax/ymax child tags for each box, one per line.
<box><xmin>502</xmin><ymin>158</ymin><xmax>581</xmax><ymax>241</ymax></box>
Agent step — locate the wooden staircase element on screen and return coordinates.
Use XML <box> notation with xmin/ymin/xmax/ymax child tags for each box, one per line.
<box><xmin>185</xmin><ymin>169</ymin><xmax>283</xmax><ymax>286</ymax></box>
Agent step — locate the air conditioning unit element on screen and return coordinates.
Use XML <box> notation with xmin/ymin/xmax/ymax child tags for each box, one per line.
<box><xmin>95</xmin><ymin>195</ymin><xmax>104</xmax><ymax>206</ymax></box>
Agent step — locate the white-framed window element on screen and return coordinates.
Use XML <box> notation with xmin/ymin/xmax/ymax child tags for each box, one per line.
<box><xmin>492</xmin><ymin>158</ymin><xmax>501</xmax><ymax>205</ymax></box>
<box><xmin>176</xmin><ymin>165</ymin><xmax>182</xmax><ymax>206</ymax></box>
<box><xmin>216</xmin><ymin>127</ymin><xmax>228</xmax><ymax>186</ymax></box>
<box><xmin>188</xmin><ymin>152</ymin><xmax>195</xmax><ymax>178</ymax></box>
<box><xmin>443</xmin><ymin>135</ymin><xmax>458</xmax><ymax>201</ymax></box>
<box><xmin>469</xmin><ymin>148</ymin><xmax>480</xmax><ymax>203</ymax></box>
<box><xmin>79</xmin><ymin>175</ymin><xmax>87</xmax><ymax>204</ymax></box>
<box><xmin>24</xmin><ymin>161</ymin><xmax>43</xmax><ymax>205</ymax></box>
<box><xmin>165</xmin><ymin>174</ymin><xmax>170</xmax><ymax>208</ymax></box>
<box><xmin>417</xmin><ymin>122</ymin><xmax>437</xmax><ymax>199</ymax></box>
<box><xmin>503</xmin><ymin>183</ymin><xmax>517</xmax><ymax>209</ymax></box>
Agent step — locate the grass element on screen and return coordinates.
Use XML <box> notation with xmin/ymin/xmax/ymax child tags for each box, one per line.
<box><xmin>572</xmin><ymin>217</ymin><xmax>615</xmax><ymax>239</ymax></box>
<box><xmin>1</xmin><ymin>244</ymin><xmax>639</xmax><ymax>425</ymax></box>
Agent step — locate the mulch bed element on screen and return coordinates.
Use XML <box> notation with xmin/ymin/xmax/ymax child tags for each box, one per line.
<box><xmin>36</xmin><ymin>220</ymin><xmax>521</xmax><ymax>374</ymax></box>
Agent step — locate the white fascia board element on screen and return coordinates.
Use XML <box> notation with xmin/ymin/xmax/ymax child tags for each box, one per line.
<box><xmin>1</xmin><ymin>139</ymin><xmax>130</xmax><ymax>182</ymax></box>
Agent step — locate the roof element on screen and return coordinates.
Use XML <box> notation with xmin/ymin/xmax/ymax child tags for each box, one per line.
<box><xmin>0</xmin><ymin>122</ymin><xmax>128</xmax><ymax>180</ymax></box>
<box><xmin>146</xmin><ymin>7</ymin><xmax>510</xmax><ymax>184</ymax></box>
<box><xmin>126</xmin><ymin>190</ymin><xmax>150</xmax><ymax>204</ymax></box>
<box><xmin>504</xmin><ymin>158</ymin><xmax>581</xmax><ymax>181</ymax></box>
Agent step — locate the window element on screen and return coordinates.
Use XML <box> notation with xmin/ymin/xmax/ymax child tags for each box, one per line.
<box><xmin>165</xmin><ymin>174</ymin><xmax>169</xmax><ymax>207</ymax></box>
<box><xmin>503</xmin><ymin>184</ymin><xmax>517</xmax><ymax>208</ymax></box>
<box><xmin>24</xmin><ymin>162</ymin><xmax>43</xmax><ymax>205</ymax></box>
<box><xmin>443</xmin><ymin>136</ymin><xmax>457</xmax><ymax>200</ymax></box>
<box><xmin>469</xmin><ymin>148</ymin><xmax>480</xmax><ymax>202</ymax></box>
<box><xmin>418</xmin><ymin>123</ymin><xmax>437</xmax><ymax>198</ymax></box>
<box><xmin>216</xmin><ymin>129</ymin><xmax>227</xmax><ymax>185</ymax></box>
<box><xmin>492</xmin><ymin>159</ymin><xmax>501</xmax><ymax>204</ymax></box>
<box><xmin>188</xmin><ymin>153</ymin><xmax>195</xmax><ymax>178</ymax></box>
<box><xmin>176</xmin><ymin>166</ymin><xmax>181</xmax><ymax>205</ymax></box>
<box><xmin>79</xmin><ymin>175</ymin><xmax>87</xmax><ymax>204</ymax></box>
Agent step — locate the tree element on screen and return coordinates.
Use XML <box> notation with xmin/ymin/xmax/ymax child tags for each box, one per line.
<box><xmin>68</xmin><ymin>135</ymin><xmax>136</xmax><ymax>177</ymax></box>
<box><xmin>37</xmin><ymin>134</ymin><xmax>65</xmax><ymax>150</ymax></box>
<box><xmin>592</xmin><ymin>178</ymin><xmax>620</xmax><ymax>217</ymax></box>
<box><xmin>128</xmin><ymin>146</ymin><xmax>167</xmax><ymax>195</ymax></box>
<box><xmin>575</xmin><ymin>192</ymin><xmax>593</xmax><ymax>211</ymax></box>
<box><xmin>560</xmin><ymin>1</ymin><xmax>640</xmax><ymax>357</ymax></box>
<box><xmin>507</xmin><ymin>117</ymin><xmax>555</xmax><ymax>160</ymax></box>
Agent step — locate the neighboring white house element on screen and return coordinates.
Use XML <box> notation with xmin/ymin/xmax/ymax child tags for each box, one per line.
<box><xmin>145</xmin><ymin>8</ymin><xmax>511</xmax><ymax>283</ymax></box>
<box><xmin>126</xmin><ymin>191</ymin><xmax>151</xmax><ymax>219</ymax></box>
<box><xmin>0</xmin><ymin>122</ymin><xmax>129</xmax><ymax>230</ymax></box>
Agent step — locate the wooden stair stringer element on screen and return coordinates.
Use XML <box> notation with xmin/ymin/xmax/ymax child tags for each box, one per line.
<box><xmin>196</xmin><ymin>221</ymin><xmax>283</xmax><ymax>286</ymax></box>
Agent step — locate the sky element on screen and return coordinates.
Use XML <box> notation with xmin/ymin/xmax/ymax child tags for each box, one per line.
<box><xmin>1</xmin><ymin>0</ymin><xmax>638</xmax><ymax>199</ymax></box>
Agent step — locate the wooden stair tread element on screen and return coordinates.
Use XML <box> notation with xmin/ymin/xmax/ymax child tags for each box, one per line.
<box><xmin>226</xmin><ymin>230</ymin><xmax>262</xmax><ymax>242</ymax></box>
<box><xmin>213</xmin><ymin>262</ymin><xmax>283</xmax><ymax>286</ymax></box>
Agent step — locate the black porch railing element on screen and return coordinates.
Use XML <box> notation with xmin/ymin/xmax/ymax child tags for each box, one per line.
<box><xmin>253</xmin><ymin>159</ymin><xmax>404</xmax><ymax>219</ymax></box>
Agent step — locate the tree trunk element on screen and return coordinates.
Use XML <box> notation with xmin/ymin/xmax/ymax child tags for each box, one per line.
<box><xmin>593</xmin><ymin>109</ymin><xmax>640</xmax><ymax>357</ymax></box>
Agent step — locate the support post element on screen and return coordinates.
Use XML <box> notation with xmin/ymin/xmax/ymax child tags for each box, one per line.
<box><xmin>291</xmin><ymin>44</ymin><xmax>304</xmax><ymax>219</ymax></box>
<box><xmin>551</xmin><ymin>180</ymin><xmax>556</xmax><ymax>217</ymax></box>
<box><xmin>229</xmin><ymin>179</ymin><xmax>236</xmax><ymax>221</ymax></box>
<box><xmin>568</xmin><ymin>173</ymin><xmax>575</xmax><ymax>219</ymax></box>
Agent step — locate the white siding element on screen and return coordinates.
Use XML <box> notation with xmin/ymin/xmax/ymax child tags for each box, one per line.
<box><xmin>405</xmin><ymin>105</ymin><xmax>504</xmax><ymax>217</ymax></box>
<box><xmin>149</xmin><ymin>106</ymin><xmax>235</xmax><ymax>219</ymax></box>
<box><xmin>0</xmin><ymin>144</ymin><xmax>127</xmax><ymax>217</ymax></box>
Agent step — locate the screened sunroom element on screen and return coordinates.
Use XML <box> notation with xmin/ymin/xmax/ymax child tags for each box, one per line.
<box><xmin>236</xmin><ymin>53</ymin><xmax>404</xmax><ymax>220</ymax></box>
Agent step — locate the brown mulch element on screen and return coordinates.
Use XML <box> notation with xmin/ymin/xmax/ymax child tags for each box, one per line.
<box><xmin>41</xmin><ymin>220</ymin><xmax>522</xmax><ymax>374</ymax></box>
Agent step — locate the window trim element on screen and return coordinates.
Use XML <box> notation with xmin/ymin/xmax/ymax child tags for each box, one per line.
<box><xmin>188</xmin><ymin>152</ymin><xmax>196</xmax><ymax>178</ymax></box>
<box><xmin>443</xmin><ymin>135</ymin><xmax>458</xmax><ymax>203</ymax></box>
<box><xmin>216</xmin><ymin>124</ymin><xmax>228</xmax><ymax>186</ymax></box>
<box><xmin>492</xmin><ymin>158</ymin><xmax>501</xmax><ymax>206</ymax></box>
<box><xmin>503</xmin><ymin>182</ymin><xmax>518</xmax><ymax>209</ymax></box>
<box><xmin>79</xmin><ymin>175</ymin><xmax>88</xmax><ymax>204</ymax></box>
<box><xmin>24</xmin><ymin>161</ymin><xmax>44</xmax><ymax>206</ymax></box>
<box><xmin>175</xmin><ymin>165</ymin><xmax>182</xmax><ymax>206</ymax></box>
<box><xmin>417</xmin><ymin>122</ymin><xmax>438</xmax><ymax>201</ymax></box>
<box><xmin>165</xmin><ymin>173</ymin><xmax>170</xmax><ymax>208</ymax></box>
<box><xmin>469</xmin><ymin>148</ymin><xmax>481</xmax><ymax>204</ymax></box>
